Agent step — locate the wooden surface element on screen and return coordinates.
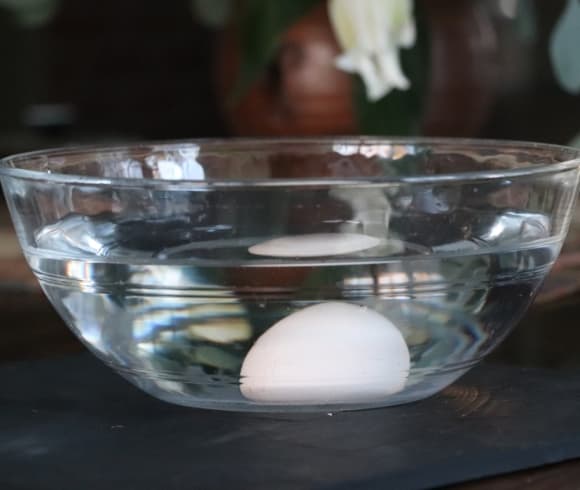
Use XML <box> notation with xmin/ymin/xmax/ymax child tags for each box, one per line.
<box><xmin>457</xmin><ymin>459</ymin><xmax>580</xmax><ymax>490</ymax></box>
<box><xmin>0</xmin><ymin>223</ymin><xmax>80</xmax><ymax>362</ymax></box>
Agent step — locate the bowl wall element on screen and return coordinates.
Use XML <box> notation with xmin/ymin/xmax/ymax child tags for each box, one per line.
<box><xmin>1</xmin><ymin>138</ymin><xmax>579</xmax><ymax>412</ymax></box>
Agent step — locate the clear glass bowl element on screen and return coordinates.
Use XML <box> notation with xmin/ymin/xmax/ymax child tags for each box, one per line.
<box><xmin>1</xmin><ymin>138</ymin><xmax>579</xmax><ymax>412</ymax></box>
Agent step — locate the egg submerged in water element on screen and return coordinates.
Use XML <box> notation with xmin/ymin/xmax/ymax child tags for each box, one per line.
<box><xmin>240</xmin><ymin>302</ymin><xmax>411</xmax><ymax>405</ymax></box>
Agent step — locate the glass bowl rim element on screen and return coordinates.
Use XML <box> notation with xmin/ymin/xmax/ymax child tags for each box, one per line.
<box><xmin>1</xmin><ymin>137</ymin><xmax>579</xmax><ymax>188</ymax></box>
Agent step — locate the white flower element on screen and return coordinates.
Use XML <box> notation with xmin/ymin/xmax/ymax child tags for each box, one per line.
<box><xmin>328</xmin><ymin>0</ymin><xmax>416</xmax><ymax>101</ymax></box>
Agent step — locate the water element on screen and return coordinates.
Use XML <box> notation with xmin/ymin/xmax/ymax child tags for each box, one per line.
<box><xmin>26</xmin><ymin>211</ymin><xmax>557</xmax><ymax>410</ymax></box>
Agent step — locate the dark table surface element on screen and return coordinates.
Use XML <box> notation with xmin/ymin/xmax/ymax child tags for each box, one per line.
<box><xmin>3</xmin><ymin>217</ymin><xmax>580</xmax><ymax>489</ymax></box>
<box><xmin>4</xmin><ymin>354</ymin><xmax>580</xmax><ymax>490</ymax></box>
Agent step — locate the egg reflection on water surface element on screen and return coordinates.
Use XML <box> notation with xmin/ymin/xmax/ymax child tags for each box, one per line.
<box><xmin>248</xmin><ymin>233</ymin><xmax>381</xmax><ymax>258</ymax></box>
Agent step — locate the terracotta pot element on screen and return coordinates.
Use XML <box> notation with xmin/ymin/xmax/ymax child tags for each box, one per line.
<box><xmin>216</xmin><ymin>3</ymin><xmax>355</xmax><ymax>136</ymax></box>
<box><xmin>216</xmin><ymin>0</ymin><xmax>501</xmax><ymax>138</ymax></box>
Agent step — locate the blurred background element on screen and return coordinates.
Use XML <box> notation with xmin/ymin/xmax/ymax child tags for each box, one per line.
<box><xmin>0</xmin><ymin>0</ymin><xmax>578</xmax><ymax>154</ymax></box>
<box><xmin>0</xmin><ymin>0</ymin><xmax>579</xmax><ymax>364</ymax></box>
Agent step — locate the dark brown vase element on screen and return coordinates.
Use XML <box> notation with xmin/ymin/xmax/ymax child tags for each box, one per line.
<box><xmin>421</xmin><ymin>0</ymin><xmax>499</xmax><ymax>136</ymax></box>
<box><xmin>216</xmin><ymin>0</ymin><xmax>501</xmax><ymax>138</ymax></box>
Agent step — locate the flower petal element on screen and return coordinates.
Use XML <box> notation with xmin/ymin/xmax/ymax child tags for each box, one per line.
<box><xmin>377</xmin><ymin>50</ymin><xmax>411</xmax><ymax>90</ymax></box>
<box><xmin>328</xmin><ymin>0</ymin><xmax>416</xmax><ymax>101</ymax></box>
<box><xmin>328</xmin><ymin>0</ymin><xmax>358</xmax><ymax>50</ymax></box>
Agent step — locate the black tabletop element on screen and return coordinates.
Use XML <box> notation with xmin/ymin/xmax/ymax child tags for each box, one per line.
<box><xmin>2</xmin><ymin>354</ymin><xmax>580</xmax><ymax>490</ymax></box>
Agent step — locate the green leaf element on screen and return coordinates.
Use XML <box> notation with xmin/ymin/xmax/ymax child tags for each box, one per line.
<box><xmin>515</xmin><ymin>0</ymin><xmax>537</xmax><ymax>43</ymax></box>
<box><xmin>0</xmin><ymin>0</ymin><xmax>60</xmax><ymax>28</ymax></box>
<box><xmin>191</xmin><ymin>0</ymin><xmax>232</xmax><ymax>29</ymax></box>
<box><xmin>550</xmin><ymin>0</ymin><xmax>580</xmax><ymax>94</ymax></box>
<box><xmin>353</xmin><ymin>4</ymin><xmax>429</xmax><ymax>136</ymax></box>
<box><xmin>230</xmin><ymin>0</ymin><xmax>320</xmax><ymax>105</ymax></box>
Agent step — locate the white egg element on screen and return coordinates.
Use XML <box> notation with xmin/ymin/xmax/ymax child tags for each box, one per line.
<box><xmin>248</xmin><ymin>233</ymin><xmax>381</xmax><ymax>258</ymax></box>
<box><xmin>240</xmin><ymin>302</ymin><xmax>410</xmax><ymax>404</ymax></box>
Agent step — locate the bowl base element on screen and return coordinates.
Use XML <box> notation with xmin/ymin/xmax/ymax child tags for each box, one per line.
<box><xmin>117</xmin><ymin>365</ymin><xmax>472</xmax><ymax>413</ymax></box>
